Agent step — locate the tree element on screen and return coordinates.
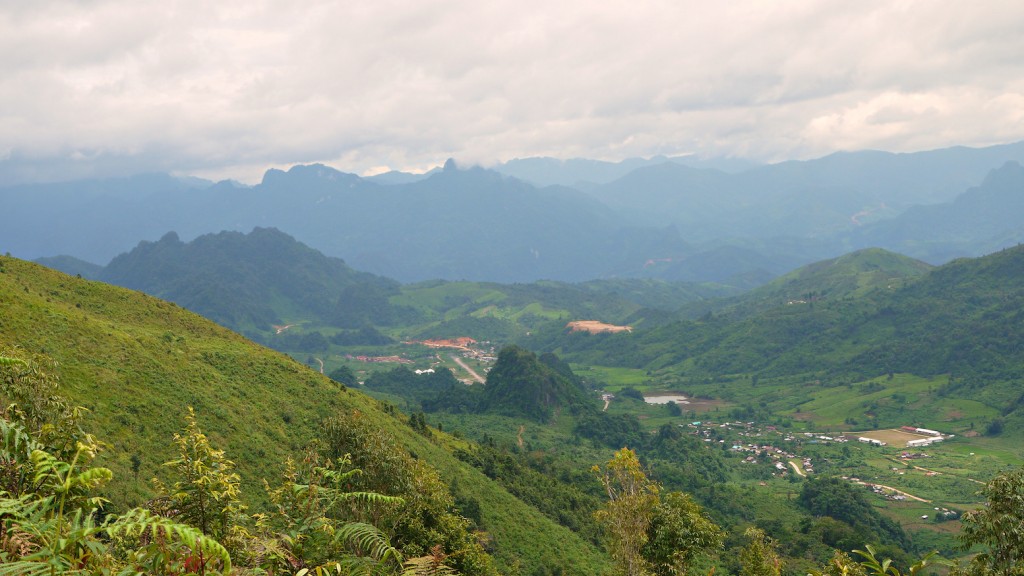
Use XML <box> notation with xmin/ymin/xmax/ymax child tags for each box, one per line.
<box><xmin>330</xmin><ymin>364</ymin><xmax>358</xmax><ymax>387</ymax></box>
<box><xmin>643</xmin><ymin>491</ymin><xmax>724</xmax><ymax>576</ymax></box>
<box><xmin>593</xmin><ymin>448</ymin><xmax>660</xmax><ymax>576</ymax></box>
<box><xmin>0</xmin><ymin>350</ymin><xmax>87</xmax><ymax>465</ymax></box>
<box><xmin>151</xmin><ymin>407</ymin><xmax>245</xmax><ymax>551</ymax></box>
<box><xmin>739</xmin><ymin>527</ymin><xmax>781</xmax><ymax>576</ymax></box>
<box><xmin>955</xmin><ymin>467</ymin><xmax>1024</xmax><ymax>576</ymax></box>
<box><xmin>593</xmin><ymin>448</ymin><xmax>724</xmax><ymax>576</ymax></box>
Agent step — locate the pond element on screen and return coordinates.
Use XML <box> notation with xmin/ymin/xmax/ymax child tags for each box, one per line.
<box><xmin>643</xmin><ymin>393</ymin><xmax>689</xmax><ymax>405</ymax></box>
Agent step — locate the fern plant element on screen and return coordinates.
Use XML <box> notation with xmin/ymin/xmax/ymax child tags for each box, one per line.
<box><xmin>1</xmin><ymin>408</ymin><xmax>231</xmax><ymax>575</ymax></box>
<box><xmin>0</xmin><ymin>440</ymin><xmax>231</xmax><ymax>575</ymax></box>
<box><xmin>258</xmin><ymin>452</ymin><xmax>407</xmax><ymax>575</ymax></box>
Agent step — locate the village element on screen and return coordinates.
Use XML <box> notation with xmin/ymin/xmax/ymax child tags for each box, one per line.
<box><xmin>668</xmin><ymin>417</ymin><xmax>961</xmax><ymax>507</ymax></box>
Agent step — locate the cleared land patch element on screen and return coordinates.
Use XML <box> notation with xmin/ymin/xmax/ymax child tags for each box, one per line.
<box><xmin>857</xmin><ymin>428</ymin><xmax>934</xmax><ymax>447</ymax></box>
<box><xmin>566</xmin><ymin>320</ymin><xmax>632</xmax><ymax>334</ymax></box>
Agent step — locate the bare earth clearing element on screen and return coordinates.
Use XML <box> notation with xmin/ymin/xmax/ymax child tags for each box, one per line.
<box><xmin>566</xmin><ymin>320</ymin><xmax>632</xmax><ymax>334</ymax></box>
<box><xmin>857</xmin><ymin>429</ymin><xmax>933</xmax><ymax>447</ymax></box>
<box><xmin>414</xmin><ymin>337</ymin><xmax>478</xmax><ymax>351</ymax></box>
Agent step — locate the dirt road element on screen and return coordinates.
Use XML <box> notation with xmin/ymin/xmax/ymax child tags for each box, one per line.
<box><xmin>452</xmin><ymin>355</ymin><xmax>485</xmax><ymax>384</ymax></box>
<box><xmin>856</xmin><ymin>481</ymin><xmax>931</xmax><ymax>503</ymax></box>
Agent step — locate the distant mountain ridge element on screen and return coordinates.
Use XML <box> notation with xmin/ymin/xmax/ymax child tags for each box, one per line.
<box><xmin>5</xmin><ymin>141</ymin><xmax>1024</xmax><ymax>284</ymax></box>
<box><xmin>69</xmin><ymin>227</ymin><xmax>732</xmax><ymax>356</ymax></box>
<box><xmin>851</xmin><ymin>161</ymin><xmax>1024</xmax><ymax>262</ymax></box>
<box><xmin>99</xmin><ymin>227</ymin><xmax>404</xmax><ymax>334</ymax></box>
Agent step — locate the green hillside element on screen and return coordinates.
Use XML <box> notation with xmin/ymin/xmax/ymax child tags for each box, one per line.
<box><xmin>544</xmin><ymin>245</ymin><xmax>1024</xmax><ymax>436</ymax></box>
<box><xmin>0</xmin><ymin>255</ymin><xmax>608</xmax><ymax>575</ymax></box>
<box><xmin>79</xmin><ymin>228</ymin><xmax>734</xmax><ymax>364</ymax></box>
<box><xmin>677</xmin><ymin>247</ymin><xmax>933</xmax><ymax>320</ymax></box>
<box><xmin>99</xmin><ymin>227</ymin><xmax>407</xmax><ymax>335</ymax></box>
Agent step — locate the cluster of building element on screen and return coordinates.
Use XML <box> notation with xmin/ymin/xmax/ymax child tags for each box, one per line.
<box><xmin>801</xmin><ymin>432</ymin><xmax>850</xmax><ymax>444</ymax></box>
<box><xmin>858</xmin><ymin>436</ymin><xmax>888</xmax><ymax>446</ymax></box>
<box><xmin>729</xmin><ymin>439</ymin><xmax>810</xmax><ymax>474</ymax></box>
<box><xmin>866</xmin><ymin>484</ymin><xmax>907</xmax><ymax>501</ymax></box>
<box><xmin>900</xmin><ymin>426</ymin><xmax>946</xmax><ymax>447</ymax></box>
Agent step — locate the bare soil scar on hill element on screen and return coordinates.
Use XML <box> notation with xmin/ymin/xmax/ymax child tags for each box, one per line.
<box><xmin>566</xmin><ymin>320</ymin><xmax>632</xmax><ymax>334</ymax></box>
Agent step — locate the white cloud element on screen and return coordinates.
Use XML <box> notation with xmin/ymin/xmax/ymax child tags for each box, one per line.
<box><xmin>1</xmin><ymin>0</ymin><xmax>1023</xmax><ymax>183</ymax></box>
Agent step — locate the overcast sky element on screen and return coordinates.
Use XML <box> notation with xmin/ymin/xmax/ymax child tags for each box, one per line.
<box><xmin>2</xmin><ymin>1</ymin><xmax>1024</xmax><ymax>184</ymax></box>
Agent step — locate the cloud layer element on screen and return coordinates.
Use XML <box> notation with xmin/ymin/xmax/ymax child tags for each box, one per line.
<box><xmin>2</xmin><ymin>1</ymin><xmax>1023</xmax><ymax>183</ymax></box>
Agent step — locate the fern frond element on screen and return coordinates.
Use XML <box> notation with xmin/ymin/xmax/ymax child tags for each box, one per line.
<box><xmin>0</xmin><ymin>560</ymin><xmax>53</xmax><ymax>576</ymax></box>
<box><xmin>106</xmin><ymin>507</ymin><xmax>233</xmax><ymax>574</ymax></box>
<box><xmin>72</xmin><ymin>465</ymin><xmax>114</xmax><ymax>492</ymax></box>
<box><xmin>335</xmin><ymin>521</ymin><xmax>404</xmax><ymax>566</ymax></box>
<box><xmin>29</xmin><ymin>448</ymin><xmax>66</xmax><ymax>488</ymax></box>
<box><xmin>0</xmin><ymin>355</ymin><xmax>29</xmax><ymax>369</ymax></box>
<box><xmin>0</xmin><ymin>493</ymin><xmax>48</xmax><ymax>524</ymax></box>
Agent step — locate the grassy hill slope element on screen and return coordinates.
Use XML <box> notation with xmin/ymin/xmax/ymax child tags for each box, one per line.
<box><xmin>0</xmin><ymin>255</ymin><xmax>607</xmax><ymax>574</ymax></box>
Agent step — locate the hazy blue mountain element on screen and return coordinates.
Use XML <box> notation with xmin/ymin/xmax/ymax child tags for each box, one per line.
<box><xmin>257</xmin><ymin>161</ymin><xmax>685</xmax><ymax>282</ymax></box>
<box><xmin>0</xmin><ymin>173</ymin><xmax>217</xmax><ymax>261</ymax></box>
<box><xmin>33</xmin><ymin>255</ymin><xmax>104</xmax><ymax>279</ymax></box>
<box><xmin>849</xmin><ymin>161</ymin><xmax>1024</xmax><ymax>262</ymax></box>
<box><xmin>493</xmin><ymin>155</ymin><xmax>759</xmax><ymax>187</ymax></box>
<box><xmin>5</xmin><ymin>161</ymin><xmax>699</xmax><ymax>282</ymax></box>
<box><xmin>4</xmin><ymin>142</ymin><xmax>1024</xmax><ymax>285</ymax></box>
<box><xmin>589</xmin><ymin>142</ymin><xmax>1024</xmax><ymax>242</ymax></box>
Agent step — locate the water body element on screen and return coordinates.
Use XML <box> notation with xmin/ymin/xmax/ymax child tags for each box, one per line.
<box><xmin>643</xmin><ymin>393</ymin><xmax>689</xmax><ymax>405</ymax></box>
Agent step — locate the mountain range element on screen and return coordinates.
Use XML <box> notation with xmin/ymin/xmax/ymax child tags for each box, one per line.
<box><xmin>39</xmin><ymin>219</ymin><xmax>1023</xmax><ymax>442</ymax></box>
<box><xmin>4</xmin><ymin>142</ymin><xmax>1024</xmax><ymax>284</ymax></box>
<box><xmin>7</xmin><ymin>193</ymin><xmax>1024</xmax><ymax>572</ymax></box>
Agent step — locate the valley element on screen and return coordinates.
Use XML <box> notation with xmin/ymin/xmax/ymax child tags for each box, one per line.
<box><xmin>6</xmin><ymin>5</ymin><xmax>1024</xmax><ymax>574</ymax></box>
<box><xmin>5</xmin><ymin>146</ymin><xmax>1024</xmax><ymax>575</ymax></box>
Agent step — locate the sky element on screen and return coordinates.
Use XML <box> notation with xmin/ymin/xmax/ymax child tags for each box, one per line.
<box><xmin>2</xmin><ymin>1</ymin><xmax>1024</xmax><ymax>184</ymax></box>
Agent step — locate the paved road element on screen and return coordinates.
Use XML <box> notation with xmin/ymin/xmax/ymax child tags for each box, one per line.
<box><xmin>452</xmin><ymin>355</ymin><xmax>485</xmax><ymax>384</ymax></box>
